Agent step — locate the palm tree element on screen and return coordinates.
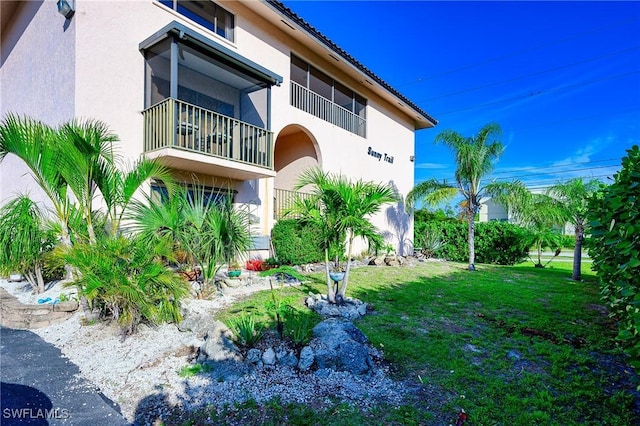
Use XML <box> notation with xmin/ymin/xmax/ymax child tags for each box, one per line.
<box><xmin>406</xmin><ymin>123</ymin><xmax>504</xmax><ymax>271</ymax></box>
<box><xmin>128</xmin><ymin>184</ymin><xmax>253</xmax><ymax>295</ymax></box>
<box><xmin>486</xmin><ymin>180</ymin><xmax>565</xmax><ymax>267</ymax></box>
<box><xmin>547</xmin><ymin>178</ymin><xmax>601</xmax><ymax>280</ymax></box>
<box><xmin>57</xmin><ymin>119</ymin><xmax>119</xmax><ymax>244</ymax></box>
<box><xmin>287</xmin><ymin>168</ymin><xmax>395</xmax><ymax>302</ymax></box>
<box><xmin>98</xmin><ymin>158</ymin><xmax>176</xmax><ymax>237</ymax></box>
<box><xmin>0</xmin><ymin>114</ymin><xmax>74</xmax><ymax>251</ymax></box>
<box><xmin>0</xmin><ymin>196</ymin><xmax>56</xmax><ymax>294</ymax></box>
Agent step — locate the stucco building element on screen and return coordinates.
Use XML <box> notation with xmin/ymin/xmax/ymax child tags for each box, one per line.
<box><xmin>0</xmin><ymin>0</ymin><xmax>437</xmax><ymax>256</ymax></box>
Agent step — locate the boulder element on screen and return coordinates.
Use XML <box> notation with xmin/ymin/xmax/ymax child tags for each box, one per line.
<box><xmin>197</xmin><ymin>321</ymin><xmax>247</xmax><ymax>381</ymax></box>
<box><xmin>262</xmin><ymin>347</ymin><xmax>276</xmax><ymax>365</ymax></box>
<box><xmin>306</xmin><ymin>293</ymin><xmax>368</xmax><ymax>320</ymax></box>
<box><xmin>298</xmin><ymin>346</ymin><xmax>314</xmax><ymax>371</ymax></box>
<box><xmin>308</xmin><ymin>318</ymin><xmax>374</xmax><ymax>375</ymax></box>
<box><xmin>245</xmin><ymin>348</ymin><xmax>262</xmax><ymax>364</ymax></box>
<box><xmin>369</xmin><ymin>256</ymin><xmax>385</xmax><ymax>266</ymax></box>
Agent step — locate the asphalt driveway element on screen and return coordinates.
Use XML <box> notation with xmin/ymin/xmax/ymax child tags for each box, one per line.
<box><xmin>0</xmin><ymin>326</ymin><xmax>128</xmax><ymax>425</ymax></box>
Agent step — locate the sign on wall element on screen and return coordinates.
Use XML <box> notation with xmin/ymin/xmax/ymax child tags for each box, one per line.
<box><xmin>367</xmin><ymin>146</ymin><xmax>394</xmax><ymax>164</ymax></box>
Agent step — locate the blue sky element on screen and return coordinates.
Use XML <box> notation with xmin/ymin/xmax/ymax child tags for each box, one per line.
<box><xmin>282</xmin><ymin>1</ymin><xmax>640</xmax><ymax>191</ymax></box>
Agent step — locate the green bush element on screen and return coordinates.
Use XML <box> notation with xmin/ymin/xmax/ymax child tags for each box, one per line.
<box><xmin>414</xmin><ymin>220</ymin><xmax>529</xmax><ymax>265</ymax></box>
<box><xmin>475</xmin><ymin>221</ymin><xmax>530</xmax><ymax>265</ymax></box>
<box><xmin>62</xmin><ymin>235</ymin><xmax>191</xmax><ymax>335</ymax></box>
<box><xmin>587</xmin><ymin>145</ymin><xmax>640</xmax><ymax>368</ymax></box>
<box><xmin>271</xmin><ymin>219</ymin><xmax>325</xmax><ymax>265</ymax></box>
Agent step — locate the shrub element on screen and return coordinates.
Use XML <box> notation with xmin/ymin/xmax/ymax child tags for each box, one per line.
<box><xmin>587</xmin><ymin>145</ymin><xmax>640</xmax><ymax>369</ymax></box>
<box><xmin>282</xmin><ymin>307</ymin><xmax>319</xmax><ymax>347</ymax></box>
<box><xmin>226</xmin><ymin>314</ymin><xmax>264</xmax><ymax>348</ymax></box>
<box><xmin>475</xmin><ymin>221</ymin><xmax>530</xmax><ymax>265</ymax></box>
<box><xmin>61</xmin><ymin>235</ymin><xmax>191</xmax><ymax>335</ymax></box>
<box><xmin>271</xmin><ymin>219</ymin><xmax>325</xmax><ymax>265</ymax></box>
<box><xmin>414</xmin><ymin>220</ymin><xmax>529</xmax><ymax>265</ymax></box>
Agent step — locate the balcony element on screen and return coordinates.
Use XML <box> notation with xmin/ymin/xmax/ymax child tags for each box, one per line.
<box><xmin>290</xmin><ymin>81</ymin><xmax>366</xmax><ymax>138</ymax></box>
<box><xmin>143</xmin><ymin>98</ymin><xmax>275</xmax><ymax>180</ymax></box>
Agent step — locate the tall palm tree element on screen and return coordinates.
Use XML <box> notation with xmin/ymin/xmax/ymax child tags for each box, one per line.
<box><xmin>57</xmin><ymin>119</ymin><xmax>119</xmax><ymax>244</ymax></box>
<box><xmin>547</xmin><ymin>178</ymin><xmax>601</xmax><ymax>280</ymax></box>
<box><xmin>406</xmin><ymin>123</ymin><xmax>504</xmax><ymax>271</ymax></box>
<box><xmin>287</xmin><ymin>168</ymin><xmax>395</xmax><ymax>302</ymax></box>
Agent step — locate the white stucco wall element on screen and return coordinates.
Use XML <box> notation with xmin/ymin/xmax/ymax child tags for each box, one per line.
<box><xmin>0</xmin><ymin>0</ymin><xmax>75</xmax><ymax>206</ymax></box>
<box><xmin>1</xmin><ymin>0</ymin><xmax>427</xmax><ymax>255</ymax></box>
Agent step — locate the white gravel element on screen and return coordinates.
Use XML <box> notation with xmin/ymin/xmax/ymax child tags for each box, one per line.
<box><xmin>1</xmin><ymin>278</ymin><xmax>410</xmax><ymax>425</ymax></box>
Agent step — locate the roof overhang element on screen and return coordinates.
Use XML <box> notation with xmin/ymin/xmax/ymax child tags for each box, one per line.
<box><xmin>139</xmin><ymin>21</ymin><xmax>283</xmax><ymax>87</ymax></box>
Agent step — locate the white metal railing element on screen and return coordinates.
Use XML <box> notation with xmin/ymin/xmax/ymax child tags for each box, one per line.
<box><xmin>143</xmin><ymin>98</ymin><xmax>273</xmax><ymax>169</ymax></box>
<box><xmin>290</xmin><ymin>81</ymin><xmax>366</xmax><ymax>137</ymax></box>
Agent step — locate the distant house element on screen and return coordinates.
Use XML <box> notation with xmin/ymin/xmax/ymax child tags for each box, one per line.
<box><xmin>479</xmin><ymin>189</ymin><xmax>574</xmax><ymax>235</ymax></box>
<box><xmin>0</xmin><ymin>0</ymin><xmax>437</xmax><ymax>256</ymax></box>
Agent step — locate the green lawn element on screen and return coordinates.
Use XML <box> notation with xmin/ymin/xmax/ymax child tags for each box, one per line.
<box><xmin>183</xmin><ymin>261</ymin><xmax>639</xmax><ymax>425</ymax></box>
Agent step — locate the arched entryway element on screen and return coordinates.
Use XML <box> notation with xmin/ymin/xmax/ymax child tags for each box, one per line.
<box><xmin>273</xmin><ymin>124</ymin><xmax>320</xmax><ymax>219</ymax></box>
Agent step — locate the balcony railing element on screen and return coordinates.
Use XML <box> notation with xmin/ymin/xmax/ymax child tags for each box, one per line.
<box><xmin>290</xmin><ymin>81</ymin><xmax>366</xmax><ymax>138</ymax></box>
<box><xmin>274</xmin><ymin>188</ymin><xmax>317</xmax><ymax>220</ymax></box>
<box><xmin>143</xmin><ymin>98</ymin><xmax>274</xmax><ymax>170</ymax></box>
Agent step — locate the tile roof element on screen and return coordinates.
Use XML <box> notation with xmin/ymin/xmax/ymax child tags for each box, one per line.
<box><xmin>264</xmin><ymin>0</ymin><xmax>438</xmax><ymax>128</ymax></box>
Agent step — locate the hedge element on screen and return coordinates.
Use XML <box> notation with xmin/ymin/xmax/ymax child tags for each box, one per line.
<box><xmin>271</xmin><ymin>219</ymin><xmax>325</xmax><ymax>265</ymax></box>
<box><xmin>415</xmin><ymin>219</ymin><xmax>529</xmax><ymax>265</ymax></box>
<box><xmin>587</xmin><ymin>145</ymin><xmax>640</xmax><ymax>368</ymax></box>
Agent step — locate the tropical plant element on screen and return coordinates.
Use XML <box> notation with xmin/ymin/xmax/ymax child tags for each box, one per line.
<box><xmin>0</xmin><ymin>114</ymin><xmax>75</xmax><ymax>266</ymax></box>
<box><xmin>282</xmin><ymin>307</ymin><xmax>317</xmax><ymax>347</ymax></box>
<box><xmin>587</xmin><ymin>145</ymin><xmax>640</xmax><ymax>369</ymax></box>
<box><xmin>486</xmin><ymin>180</ymin><xmax>566</xmax><ymax>268</ymax></box>
<box><xmin>406</xmin><ymin>123</ymin><xmax>504</xmax><ymax>270</ymax></box>
<box><xmin>226</xmin><ymin>314</ymin><xmax>264</xmax><ymax>348</ymax></box>
<box><xmin>417</xmin><ymin>230</ymin><xmax>445</xmax><ymax>259</ymax></box>
<box><xmin>0</xmin><ymin>196</ymin><xmax>57</xmax><ymax>293</ymax></box>
<box><xmin>61</xmin><ymin>234</ymin><xmax>190</xmax><ymax>335</ymax></box>
<box><xmin>547</xmin><ymin>178</ymin><xmax>601</xmax><ymax>280</ymax></box>
<box><xmin>286</xmin><ymin>168</ymin><xmax>395</xmax><ymax>303</ymax></box>
<box><xmin>128</xmin><ymin>184</ymin><xmax>252</xmax><ymax>294</ymax></box>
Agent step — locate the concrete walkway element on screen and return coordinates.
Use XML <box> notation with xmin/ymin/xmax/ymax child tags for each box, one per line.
<box><xmin>0</xmin><ymin>326</ymin><xmax>129</xmax><ymax>425</ymax></box>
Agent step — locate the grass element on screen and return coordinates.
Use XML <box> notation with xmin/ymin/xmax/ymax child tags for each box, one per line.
<box><xmin>180</xmin><ymin>260</ymin><xmax>639</xmax><ymax>425</ymax></box>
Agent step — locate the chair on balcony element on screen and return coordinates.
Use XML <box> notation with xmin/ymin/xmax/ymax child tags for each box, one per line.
<box><xmin>177</xmin><ymin>110</ymin><xmax>199</xmax><ymax>150</ymax></box>
<box><xmin>200</xmin><ymin>122</ymin><xmax>231</xmax><ymax>158</ymax></box>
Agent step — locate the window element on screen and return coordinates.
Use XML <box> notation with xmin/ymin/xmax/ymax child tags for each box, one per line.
<box><xmin>151</xmin><ymin>182</ymin><xmax>235</xmax><ymax>207</ymax></box>
<box><xmin>159</xmin><ymin>1</ymin><xmax>234</xmax><ymax>42</ymax></box>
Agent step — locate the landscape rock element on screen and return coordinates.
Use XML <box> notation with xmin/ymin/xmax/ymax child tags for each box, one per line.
<box><xmin>177</xmin><ymin>313</ymin><xmax>217</xmax><ymax>338</ymax></box>
<box><xmin>369</xmin><ymin>256</ymin><xmax>385</xmax><ymax>266</ymax></box>
<box><xmin>308</xmin><ymin>318</ymin><xmax>373</xmax><ymax>375</ymax></box>
<box><xmin>306</xmin><ymin>293</ymin><xmax>368</xmax><ymax>320</ymax></box>
<box><xmin>298</xmin><ymin>346</ymin><xmax>314</xmax><ymax>371</ymax></box>
<box><xmin>198</xmin><ymin>322</ymin><xmax>241</xmax><ymax>362</ymax></box>
<box><xmin>262</xmin><ymin>347</ymin><xmax>276</xmax><ymax>365</ymax></box>
<box><xmin>246</xmin><ymin>348</ymin><xmax>262</xmax><ymax>364</ymax></box>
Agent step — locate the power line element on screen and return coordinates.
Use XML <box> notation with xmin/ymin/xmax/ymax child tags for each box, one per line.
<box><xmin>490</xmin><ymin>158</ymin><xmax>622</xmax><ymax>176</ymax></box>
<box><xmin>513</xmin><ymin>106</ymin><xmax>640</xmax><ymax>131</ymax></box>
<box><xmin>422</xmin><ymin>45</ymin><xmax>640</xmax><ymax>102</ymax></box>
<box><xmin>425</xmin><ymin>165</ymin><xmax>620</xmax><ymax>184</ymax></box>
<box><xmin>493</xmin><ymin>164</ymin><xmax>619</xmax><ymax>180</ymax></box>
<box><xmin>397</xmin><ymin>17</ymin><xmax>640</xmax><ymax>87</ymax></box>
<box><xmin>433</xmin><ymin>69</ymin><xmax>640</xmax><ymax>116</ymax></box>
